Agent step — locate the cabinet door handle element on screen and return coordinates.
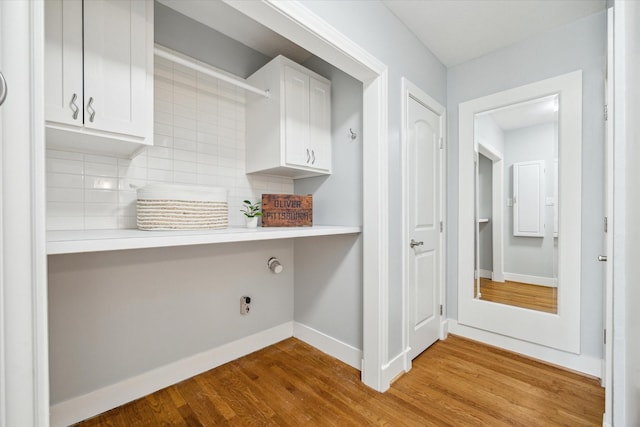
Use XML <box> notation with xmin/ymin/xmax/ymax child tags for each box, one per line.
<box><xmin>86</xmin><ymin>97</ymin><xmax>95</xmax><ymax>122</ymax></box>
<box><xmin>311</xmin><ymin>150</ymin><xmax>316</xmax><ymax>165</ymax></box>
<box><xmin>0</xmin><ymin>71</ymin><xmax>7</xmax><ymax>106</ymax></box>
<box><xmin>69</xmin><ymin>93</ymin><xmax>79</xmax><ymax>120</ymax></box>
<box><xmin>306</xmin><ymin>148</ymin><xmax>311</xmax><ymax>164</ymax></box>
<box><xmin>410</xmin><ymin>239</ymin><xmax>424</xmax><ymax>248</ymax></box>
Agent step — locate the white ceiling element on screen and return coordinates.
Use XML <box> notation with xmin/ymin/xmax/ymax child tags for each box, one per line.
<box><xmin>480</xmin><ymin>95</ymin><xmax>558</xmax><ymax>131</ymax></box>
<box><xmin>382</xmin><ymin>0</ymin><xmax>606</xmax><ymax>67</ymax></box>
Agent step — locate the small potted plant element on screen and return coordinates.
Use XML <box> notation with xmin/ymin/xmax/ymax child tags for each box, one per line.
<box><xmin>241</xmin><ymin>199</ymin><xmax>262</xmax><ymax>228</ymax></box>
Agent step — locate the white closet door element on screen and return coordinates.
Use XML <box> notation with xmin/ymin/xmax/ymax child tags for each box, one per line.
<box><xmin>83</xmin><ymin>0</ymin><xmax>149</xmax><ymax>137</ymax></box>
<box><xmin>513</xmin><ymin>160</ymin><xmax>545</xmax><ymax>237</ymax></box>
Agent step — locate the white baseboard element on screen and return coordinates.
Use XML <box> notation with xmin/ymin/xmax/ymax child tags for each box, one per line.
<box><xmin>440</xmin><ymin>319</ymin><xmax>449</xmax><ymax>340</ymax></box>
<box><xmin>479</xmin><ymin>269</ymin><xmax>492</xmax><ymax>279</ymax></box>
<box><xmin>293</xmin><ymin>322</ymin><xmax>362</xmax><ymax>370</ymax></box>
<box><xmin>504</xmin><ymin>272</ymin><xmax>558</xmax><ymax>287</ymax></box>
<box><xmin>50</xmin><ymin>322</ymin><xmax>294</xmax><ymax>427</ymax></box>
<box><xmin>381</xmin><ymin>348</ymin><xmax>410</xmax><ymax>389</ymax></box>
<box><xmin>448</xmin><ymin>320</ymin><xmax>602</xmax><ymax>378</ymax></box>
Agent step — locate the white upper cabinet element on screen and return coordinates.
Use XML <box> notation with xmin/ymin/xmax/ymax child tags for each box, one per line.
<box><xmin>246</xmin><ymin>56</ymin><xmax>331</xmax><ymax>179</ymax></box>
<box><xmin>45</xmin><ymin>0</ymin><xmax>153</xmax><ymax>158</ymax></box>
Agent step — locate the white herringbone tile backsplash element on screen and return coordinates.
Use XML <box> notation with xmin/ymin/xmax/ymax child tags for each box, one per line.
<box><xmin>46</xmin><ymin>56</ymin><xmax>293</xmax><ymax>230</ymax></box>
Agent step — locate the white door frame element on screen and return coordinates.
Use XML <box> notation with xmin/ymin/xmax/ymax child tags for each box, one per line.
<box><xmin>476</xmin><ymin>141</ymin><xmax>504</xmax><ymax>283</ymax></box>
<box><xmin>225</xmin><ymin>1</ymin><xmax>391</xmax><ymax>391</ymax></box>
<box><xmin>603</xmin><ymin>8</ymin><xmax>613</xmax><ymax>426</ymax></box>
<box><xmin>400</xmin><ymin>78</ymin><xmax>446</xmax><ymax>372</ymax></box>
<box><xmin>457</xmin><ymin>71</ymin><xmax>583</xmax><ymax>356</ymax></box>
<box><xmin>0</xmin><ymin>0</ymin><xmax>49</xmax><ymax>426</ymax></box>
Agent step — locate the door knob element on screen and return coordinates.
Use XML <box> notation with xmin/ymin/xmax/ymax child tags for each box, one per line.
<box><xmin>598</xmin><ymin>255</ymin><xmax>607</xmax><ymax>262</ymax></box>
<box><xmin>410</xmin><ymin>239</ymin><xmax>424</xmax><ymax>248</ymax></box>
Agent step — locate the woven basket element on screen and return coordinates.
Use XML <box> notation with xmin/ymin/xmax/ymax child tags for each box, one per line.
<box><xmin>136</xmin><ymin>184</ymin><xmax>228</xmax><ymax>230</ymax></box>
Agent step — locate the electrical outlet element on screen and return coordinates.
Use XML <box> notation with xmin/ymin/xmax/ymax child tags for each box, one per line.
<box><xmin>240</xmin><ymin>296</ymin><xmax>251</xmax><ymax>315</ymax></box>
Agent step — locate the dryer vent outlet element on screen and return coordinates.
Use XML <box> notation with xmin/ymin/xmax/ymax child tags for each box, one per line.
<box><xmin>240</xmin><ymin>296</ymin><xmax>251</xmax><ymax>315</ymax></box>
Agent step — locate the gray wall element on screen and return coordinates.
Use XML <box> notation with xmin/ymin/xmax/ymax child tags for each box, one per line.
<box><xmin>299</xmin><ymin>0</ymin><xmax>447</xmax><ymax>359</ymax></box>
<box><xmin>447</xmin><ymin>11</ymin><xmax>606</xmax><ymax>358</ymax></box>
<box><xmin>154</xmin><ymin>2</ymin><xmax>269</xmax><ymax>78</ymax></box>
<box><xmin>503</xmin><ymin>123</ymin><xmax>557</xmax><ymax>279</ymax></box>
<box><xmin>49</xmin><ymin>241</ymin><xmax>294</xmax><ymax>404</ymax></box>
<box><xmin>294</xmin><ymin>57</ymin><xmax>364</xmax><ymax>349</ymax></box>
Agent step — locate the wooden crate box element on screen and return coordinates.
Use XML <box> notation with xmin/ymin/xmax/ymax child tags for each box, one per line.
<box><xmin>261</xmin><ymin>194</ymin><xmax>312</xmax><ymax>227</ymax></box>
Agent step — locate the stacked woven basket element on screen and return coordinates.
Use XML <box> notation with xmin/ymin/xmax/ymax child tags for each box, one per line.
<box><xmin>136</xmin><ymin>184</ymin><xmax>228</xmax><ymax>230</ymax></box>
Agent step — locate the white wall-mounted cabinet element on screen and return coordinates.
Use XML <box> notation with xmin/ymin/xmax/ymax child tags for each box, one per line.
<box><xmin>246</xmin><ymin>55</ymin><xmax>331</xmax><ymax>178</ymax></box>
<box><xmin>45</xmin><ymin>0</ymin><xmax>153</xmax><ymax>158</ymax></box>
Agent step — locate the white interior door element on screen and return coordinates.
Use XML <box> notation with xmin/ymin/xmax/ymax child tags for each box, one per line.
<box><xmin>407</xmin><ymin>94</ymin><xmax>441</xmax><ymax>360</ymax></box>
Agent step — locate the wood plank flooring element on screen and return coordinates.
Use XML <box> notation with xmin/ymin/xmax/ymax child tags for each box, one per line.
<box><xmin>76</xmin><ymin>335</ymin><xmax>603</xmax><ymax>426</ymax></box>
<box><xmin>477</xmin><ymin>278</ymin><xmax>558</xmax><ymax>313</ymax></box>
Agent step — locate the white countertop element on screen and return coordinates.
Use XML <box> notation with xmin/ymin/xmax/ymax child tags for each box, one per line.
<box><xmin>47</xmin><ymin>225</ymin><xmax>362</xmax><ymax>255</ymax></box>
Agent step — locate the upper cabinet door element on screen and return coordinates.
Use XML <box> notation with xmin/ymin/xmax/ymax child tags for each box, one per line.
<box><xmin>309</xmin><ymin>77</ymin><xmax>331</xmax><ymax>172</ymax></box>
<box><xmin>44</xmin><ymin>0</ymin><xmax>83</xmax><ymax>126</ymax></box>
<box><xmin>284</xmin><ymin>65</ymin><xmax>310</xmax><ymax>168</ymax></box>
<box><xmin>83</xmin><ymin>0</ymin><xmax>149</xmax><ymax>138</ymax></box>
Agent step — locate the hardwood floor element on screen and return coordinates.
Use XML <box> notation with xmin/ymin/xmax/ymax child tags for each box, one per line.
<box><xmin>477</xmin><ymin>278</ymin><xmax>558</xmax><ymax>313</ymax></box>
<box><xmin>76</xmin><ymin>335</ymin><xmax>603</xmax><ymax>426</ymax></box>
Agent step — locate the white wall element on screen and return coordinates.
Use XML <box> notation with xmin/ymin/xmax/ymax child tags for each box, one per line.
<box><xmin>476</xmin><ymin>114</ymin><xmax>505</xmax><ymax>156</ymax></box>
<box><xmin>46</xmin><ymin>54</ymin><xmax>293</xmax><ymax>230</ymax></box>
<box><xmin>503</xmin><ymin>123</ymin><xmax>557</xmax><ymax>280</ymax></box>
<box><xmin>613</xmin><ymin>1</ymin><xmax>640</xmax><ymax>425</ymax></box>
<box><xmin>298</xmin><ymin>0</ymin><xmax>447</xmax><ymax>359</ymax></box>
<box><xmin>447</xmin><ymin>11</ymin><xmax>606</xmax><ymax>358</ymax></box>
<box><xmin>623</xmin><ymin>1</ymin><xmax>640</xmax><ymax>421</ymax></box>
